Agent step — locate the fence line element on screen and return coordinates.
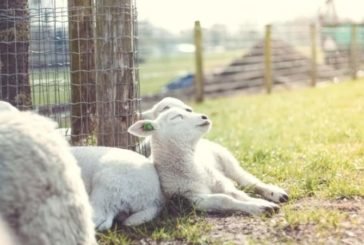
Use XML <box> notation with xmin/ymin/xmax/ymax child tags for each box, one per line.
<box><xmin>138</xmin><ymin>21</ymin><xmax>363</xmax><ymax>103</ymax></box>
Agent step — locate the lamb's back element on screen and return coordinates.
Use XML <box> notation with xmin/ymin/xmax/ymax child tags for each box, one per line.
<box><xmin>72</xmin><ymin>146</ymin><xmax>163</xmax><ymax>209</ymax></box>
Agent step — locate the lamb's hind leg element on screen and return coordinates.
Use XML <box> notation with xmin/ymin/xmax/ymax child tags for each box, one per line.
<box><xmin>215</xmin><ymin>145</ymin><xmax>288</xmax><ymax>203</ymax></box>
<box><xmin>123</xmin><ymin>206</ymin><xmax>160</xmax><ymax>226</ymax></box>
<box><xmin>189</xmin><ymin>193</ymin><xmax>278</xmax><ymax>216</ymax></box>
<box><xmin>90</xmin><ymin>186</ymin><xmax>128</xmax><ymax>231</ymax></box>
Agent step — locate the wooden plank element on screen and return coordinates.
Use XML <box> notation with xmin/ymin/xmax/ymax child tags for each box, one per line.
<box><xmin>205</xmin><ymin>78</ymin><xmax>265</xmax><ymax>94</ymax></box>
<box><xmin>219</xmin><ymin>56</ymin><xmax>310</xmax><ymax>77</ymax></box>
<box><xmin>209</xmin><ymin>69</ymin><xmax>264</xmax><ymax>84</ymax></box>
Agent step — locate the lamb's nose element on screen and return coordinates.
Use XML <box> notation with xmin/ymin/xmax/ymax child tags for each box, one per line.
<box><xmin>201</xmin><ymin>115</ymin><xmax>208</xmax><ymax>120</ymax></box>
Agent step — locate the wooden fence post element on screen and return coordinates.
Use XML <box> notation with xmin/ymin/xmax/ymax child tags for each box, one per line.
<box><xmin>68</xmin><ymin>0</ymin><xmax>96</xmax><ymax>144</ymax></box>
<box><xmin>264</xmin><ymin>24</ymin><xmax>273</xmax><ymax>94</ymax></box>
<box><xmin>350</xmin><ymin>23</ymin><xmax>358</xmax><ymax>80</ymax></box>
<box><xmin>310</xmin><ymin>23</ymin><xmax>317</xmax><ymax>87</ymax></box>
<box><xmin>194</xmin><ymin>20</ymin><xmax>204</xmax><ymax>103</ymax></box>
<box><xmin>0</xmin><ymin>0</ymin><xmax>31</xmax><ymax>110</ymax></box>
<box><xmin>95</xmin><ymin>0</ymin><xmax>137</xmax><ymax>148</ymax></box>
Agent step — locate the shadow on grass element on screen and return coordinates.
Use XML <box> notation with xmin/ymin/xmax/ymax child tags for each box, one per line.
<box><xmin>97</xmin><ymin>195</ymin><xmax>210</xmax><ymax>244</ymax></box>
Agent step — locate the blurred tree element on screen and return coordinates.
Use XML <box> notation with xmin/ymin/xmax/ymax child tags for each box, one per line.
<box><xmin>205</xmin><ymin>24</ymin><xmax>228</xmax><ymax>47</ymax></box>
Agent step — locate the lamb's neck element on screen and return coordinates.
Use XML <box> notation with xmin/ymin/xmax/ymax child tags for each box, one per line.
<box><xmin>151</xmin><ymin>137</ymin><xmax>196</xmax><ymax>169</ymax></box>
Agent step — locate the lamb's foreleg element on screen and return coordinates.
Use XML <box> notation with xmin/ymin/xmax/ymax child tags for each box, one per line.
<box><xmin>228</xmin><ymin>188</ymin><xmax>280</xmax><ymax>213</ymax></box>
<box><xmin>189</xmin><ymin>193</ymin><xmax>278</xmax><ymax>215</ymax></box>
<box><xmin>215</xmin><ymin>146</ymin><xmax>288</xmax><ymax>203</ymax></box>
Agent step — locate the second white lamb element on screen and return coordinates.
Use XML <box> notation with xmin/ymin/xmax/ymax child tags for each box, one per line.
<box><xmin>71</xmin><ymin>146</ymin><xmax>165</xmax><ymax>230</ymax></box>
<box><xmin>140</xmin><ymin>97</ymin><xmax>289</xmax><ymax>204</ymax></box>
<box><xmin>129</xmin><ymin>108</ymin><xmax>281</xmax><ymax>215</ymax></box>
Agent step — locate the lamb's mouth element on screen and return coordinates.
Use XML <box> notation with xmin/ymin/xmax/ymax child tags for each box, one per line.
<box><xmin>197</xmin><ymin>121</ymin><xmax>210</xmax><ymax>127</ymax></box>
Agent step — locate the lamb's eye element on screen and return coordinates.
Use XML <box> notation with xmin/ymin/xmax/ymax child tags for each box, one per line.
<box><xmin>160</xmin><ymin>106</ymin><xmax>170</xmax><ymax>112</ymax></box>
<box><xmin>185</xmin><ymin>108</ymin><xmax>192</xmax><ymax>112</ymax></box>
<box><xmin>170</xmin><ymin>114</ymin><xmax>184</xmax><ymax>120</ymax></box>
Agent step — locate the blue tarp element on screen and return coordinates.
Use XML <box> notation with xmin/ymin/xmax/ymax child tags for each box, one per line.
<box><xmin>165</xmin><ymin>73</ymin><xmax>194</xmax><ymax>91</ymax></box>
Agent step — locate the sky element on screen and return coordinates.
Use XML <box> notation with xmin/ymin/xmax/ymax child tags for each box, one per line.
<box><xmin>137</xmin><ymin>0</ymin><xmax>364</xmax><ymax>32</ymax></box>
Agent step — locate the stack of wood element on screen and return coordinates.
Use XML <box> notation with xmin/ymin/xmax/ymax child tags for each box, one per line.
<box><xmin>204</xmin><ymin>39</ymin><xmax>343</xmax><ymax>96</ymax></box>
<box><xmin>141</xmin><ymin>39</ymin><xmax>344</xmax><ymax>106</ymax></box>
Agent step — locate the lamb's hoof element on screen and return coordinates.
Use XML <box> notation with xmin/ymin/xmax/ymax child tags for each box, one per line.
<box><xmin>263</xmin><ymin>207</ymin><xmax>276</xmax><ymax>217</ymax></box>
<box><xmin>261</xmin><ymin>184</ymin><xmax>289</xmax><ymax>203</ymax></box>
<box><xmin>279</xmin><ymin>194</ymin><xmax>289</xmax><ymax>203</ymax></box>
<box><xmin>261</xmin><ymin>203</ymin><xmax>280</xmax><ymax>217</ymax></box>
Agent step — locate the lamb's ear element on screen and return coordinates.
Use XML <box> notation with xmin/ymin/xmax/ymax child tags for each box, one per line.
<box><xmin>128</xmin><ymin>120</ymin><xmax>157</xmax><ymax>137</ymax></box>
<box><xmin>140</xmin><ymin>108</ymin><xmax>154</xmax><ymax>119</ymax></box>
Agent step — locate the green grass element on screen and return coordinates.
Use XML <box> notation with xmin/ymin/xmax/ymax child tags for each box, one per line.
<box><xmin>139</xmin><ymin>50</ymin><xmax>244</xmax><ymax>95</ymax></box>
<box><xmin>195</xmin><ymin>80</ymin><xmax>364</xmax><ymax>200</ymax></box>
<box><xmin>99</xmin><ymin>79</ymin><xmax>364</xmax><ymax>244</ymax></box>
<box><xmin>98</xmin><ymin>196</ymin><xmax>211</xmax><ymax>245</ymax></box>
<box><xmin>30</xmin><ymin>67</ymin><xmax>70</xmax><ymax>105</ymax></box>
<box><xmin>28</xmin><ymin>50</ymin><xmax>242</xmax><ymax>105</ymax></box>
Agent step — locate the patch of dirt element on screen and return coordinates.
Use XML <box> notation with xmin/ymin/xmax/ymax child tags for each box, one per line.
<box><xmin>204</xmin><ymin>197</ymin><xmax>364</xmax><ymax>244</ymax></box>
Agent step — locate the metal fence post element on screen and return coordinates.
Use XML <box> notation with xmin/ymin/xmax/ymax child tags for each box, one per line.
<box><xmin>310</xmin><ymin>23</ymin><xmax>317</xmax><ymax>87</ymax></box>
<box><xmin>264</xmin><ymin>24</ymin><xmax>273</xmax><ymax>94</ymax></box>
<box><xmin>194</xmin><ymin>20</ymin><xmax>204</xmax><ymax>103</ymax></box>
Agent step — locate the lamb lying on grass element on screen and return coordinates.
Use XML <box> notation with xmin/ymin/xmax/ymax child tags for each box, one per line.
<box><xmin>129</xmin><ymin>108</ymin><xmax>282</xmax><ymax>215</ymax></box>
<box><xmin>71</xmin><ymin>146</ymin><xmax>165</xmax><ymax>231</ymax></box>
<box><xmin>0</xmin><ymin>111</ymin><xmax>96</xmax><ymax>245</ymax></box>
<box><xmin>140</xmin><ymin>97</ymin><xmax>289</xmax><ymax>204</ymax></box>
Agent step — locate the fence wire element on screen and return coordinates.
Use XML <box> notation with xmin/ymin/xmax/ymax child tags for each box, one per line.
<box><xmin>0</xmin><ymin>0</ymin><xmax>141</xmax><ymax>150</ymax></box>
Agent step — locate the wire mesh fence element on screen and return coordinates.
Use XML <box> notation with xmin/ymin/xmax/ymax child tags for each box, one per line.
<box><xmin>2</xmin><ymin>0</ymin><xmax>364</xmax><ymax>148</ymax></box>
<box><xmin>0</xmin><ymin>0</ymin><xmax>140</xmax><ymax>149</ymax></box>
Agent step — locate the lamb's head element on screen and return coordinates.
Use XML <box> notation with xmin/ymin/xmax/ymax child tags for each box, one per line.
<box><xmin>142</xmin><ymin>97</ymin><xmax>192</xmax><ymax>119</ymax></box>
<box><xmin>129</xmin><ymin>108</ymin><xmax>211</xmax><ymax>144</ymax></box>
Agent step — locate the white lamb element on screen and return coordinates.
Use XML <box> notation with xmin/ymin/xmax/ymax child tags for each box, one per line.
<box><xmin>0</xmin><ymin>111</ymin><xmax>97</xmax><ymax>245</ymax></box>
<box><xmin>140</xmin><ymin>97</ymin><xmax>289</xmax><ymax>204</ymax></box>
<box><xmin>0</xmin><ymin>101</ymin><xmax>19</xmax><ymax>112</ymax></box>
<box><xmin>70</xmin><ymin>146</ymin><xmax>165</xmax><ymax>230</ymax></box>
<box><xmin>0</xmin><ymin>100</ymin><xmax>71</xmax><ymax>141</ymax></box>
<box><xmin>129</xmin><ymin>108</ymin><xmax>285</xmax><ymax>215</ymax></box>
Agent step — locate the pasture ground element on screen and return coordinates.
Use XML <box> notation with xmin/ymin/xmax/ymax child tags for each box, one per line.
<box><xmin>98</xmin><ymin>79</ymin><xmax>364</xmax><ymax>244</ymax></box>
